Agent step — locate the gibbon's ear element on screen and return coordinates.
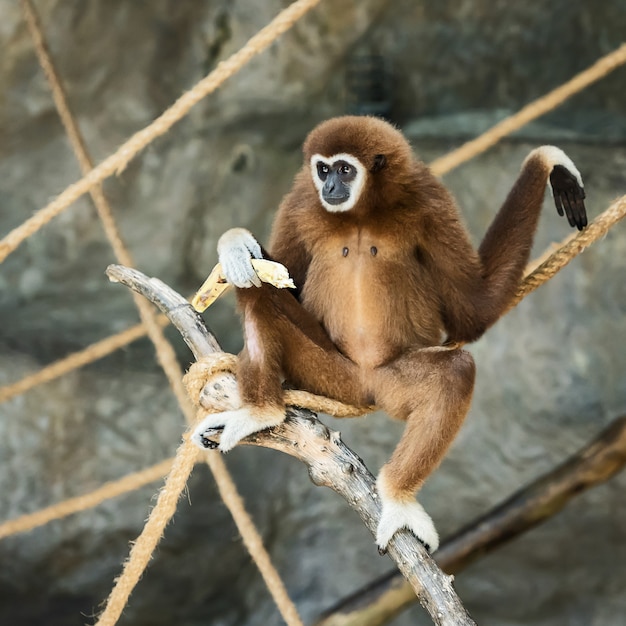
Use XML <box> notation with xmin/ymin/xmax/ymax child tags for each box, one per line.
<box><xmin>371</xmin><ymin>154</ymin><xmax>387</xmax><ymax>173</ymax></box>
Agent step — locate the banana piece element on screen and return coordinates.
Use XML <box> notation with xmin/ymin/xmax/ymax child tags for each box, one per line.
<box><xmin>192</xmin><ymin>259</ymin><xmax>296</xmax><ymax>312</ymax></box>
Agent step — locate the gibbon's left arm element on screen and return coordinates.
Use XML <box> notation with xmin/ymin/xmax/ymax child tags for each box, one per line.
<box><xmin>428</xmin><ymin>146</ymin><xmax>587</xmax><ymax>345</ymax></box>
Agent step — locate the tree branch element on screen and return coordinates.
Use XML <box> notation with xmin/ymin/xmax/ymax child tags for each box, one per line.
<box><xmin>105</xmin><ymin>264</ymin><xmax>476</xmax><ymax>626</ymax></box>
<box><xmin>314</xmin><ymin>415</ymin><xmax>626</xmax><ymax>626</ymax></box>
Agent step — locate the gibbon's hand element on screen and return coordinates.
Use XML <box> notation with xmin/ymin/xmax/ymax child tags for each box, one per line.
<box><xmin>217</xmin><ymin>228</ymin><xmax>263</xmax><ymax>288</ymax></box>
<box><xmin>549</xmin><ymin>164</ymin><xmax>588</xmax><ymax>231</ymax></box>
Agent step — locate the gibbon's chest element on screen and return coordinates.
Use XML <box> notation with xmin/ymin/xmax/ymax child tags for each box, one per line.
<box><xmin>301</xmin><ymin>227</ymin><xmax>443</xmax><ymax>368</ymax></box>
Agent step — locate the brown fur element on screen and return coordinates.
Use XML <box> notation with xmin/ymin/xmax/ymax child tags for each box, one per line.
<box><xmin>234</xmin><ymin>115</ymin><xmax>562</xmax><ymax>501</ymax></box>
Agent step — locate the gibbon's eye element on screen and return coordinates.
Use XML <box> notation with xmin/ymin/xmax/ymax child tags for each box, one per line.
<box><xmin>317</xmin><ymin>162</ymin><xmax>330</xmax><ymax>180</ymax></box>
<box><xmin>339</xmin><ymin>163</ymin><xmax>353</xmax><ymax>176</ymax></box>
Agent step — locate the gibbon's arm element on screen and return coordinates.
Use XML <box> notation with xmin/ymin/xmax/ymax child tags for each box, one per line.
<box><xmin>426</xmin><ymin>146</ymin><xmax>587</xmax><ymax>344</ymax></box>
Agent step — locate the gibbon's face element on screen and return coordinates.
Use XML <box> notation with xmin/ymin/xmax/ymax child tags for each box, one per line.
<box><xmin>310</xmin><ymin>153</ymin><xmax>366</xmax><ymax>213</ymax></box>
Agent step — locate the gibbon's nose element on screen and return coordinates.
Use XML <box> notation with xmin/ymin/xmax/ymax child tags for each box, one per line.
<box><xmin>323</xmin><ymin>176</ymin><xmax>337</xmax><ymax>195</ymax></box>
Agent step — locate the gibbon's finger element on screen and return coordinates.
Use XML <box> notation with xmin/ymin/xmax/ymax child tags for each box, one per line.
<box><xmin>565</xmin><ymin>189</ymin><xmax>583</xmax><ymax>231</ymax></box>
<box><xmin>571</xmin><ymin>187</ymin><xmax>588</xmax><ymax>230</ymax></box>
<box><xmin>560</xmin><ymin>191</ymin><xmax>577</xmax><ymax>229</ymax></box>
<box><xmin>553</xmin><ymin>191</ymin><xmax>565</xmax><ymax>217</ymax></box>
<box><xmin>222</xmin><ymin>254</ymin><xmax>262</xmax><ymax>288</ymax></box>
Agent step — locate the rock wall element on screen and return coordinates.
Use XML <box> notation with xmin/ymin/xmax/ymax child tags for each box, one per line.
<box><xmin>0</xmin><ymin>1</ymin><xmax>625</xmax><ymax>625</ymax></box>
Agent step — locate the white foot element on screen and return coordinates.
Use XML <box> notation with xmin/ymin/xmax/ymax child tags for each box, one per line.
<box><xmin>191</xmin><ymin>406</ymin><xmax>285</xmax><ymax>452</ymax></box>
<box><xmin>376</xmin><ymin>475</ymin><xmax>439</xmax><ymax>553</ymax></box>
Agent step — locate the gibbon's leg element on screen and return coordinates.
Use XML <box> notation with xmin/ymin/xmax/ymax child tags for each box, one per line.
<box><xmin>372</xmin><ymin>347</ymin><xmax>476</xmax><ymax>552</ymax></box>
<box><xmin>192</xmin><ymin>284</ymin><xmax>365</xmax><ymax>452</ymax></box>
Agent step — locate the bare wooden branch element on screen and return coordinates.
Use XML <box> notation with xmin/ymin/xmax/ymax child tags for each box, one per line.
<box><xmin>314</xmin><ymin>415</ymin><xmax>626</xmax><ymax>626</ymax></box>
<box><xmin>105</xmin><ymin>263</ymin><xmax>476</xmax><ymax>626</ymax></box>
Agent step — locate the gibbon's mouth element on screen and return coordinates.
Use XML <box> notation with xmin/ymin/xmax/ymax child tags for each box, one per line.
<box><xmin>323</xmin><ymin>194</ymin><xmax>349</xmax><ymax>205</ymax></box>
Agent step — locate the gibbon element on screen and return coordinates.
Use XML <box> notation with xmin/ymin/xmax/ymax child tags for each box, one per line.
<box><xmin>192</xmin><ymin>115</ymin><xmax>587</xmax><ymax>552</ymax></box>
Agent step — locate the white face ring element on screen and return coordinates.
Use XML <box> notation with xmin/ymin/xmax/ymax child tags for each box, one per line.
<box><xmin>310</xmin><ymin>153</ymin><xmax>366</xmax><ymax>213</ymax></box>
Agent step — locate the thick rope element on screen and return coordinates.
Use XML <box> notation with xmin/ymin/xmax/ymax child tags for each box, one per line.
<box><xmin>512</xmin><ymin>193</ymin><xmax>626</xmax><ymax>308</ymax></box>
<box><xmin>21</xmin><ymin>0</ymin><xmax>189</xmax><ymax>419</ymax></box>
<box><xmin>94</xmin><ymin>440</ymin><xmax>200</xmax><ymax>626</ymax></box>
<box><xmin>94</xmin><ymin>429</ymin><xmax>305</xmax><ymax>626</ymax></box>
<box><xmin>0</xmin><ymin>0</ymin><xmax>323</xmax><ymax>265</ymax></box>
<box><xmin>0</xmin><ymin>319</ymin><xmax>165</xmax><ymax>404</ymax></box>
<box><xmin>201</xmin><ymin>442</ymin><xmax>306</xmax><ymax>626</ymax></box>
<box><xmin>20</xmin><ymin>4</ymin><xmax>306</xmax><ymax>625</ymax></box>
<box><xmin>0</xmin><ymin>35</ymin><xmax>622</xmax><ymax>266</ymax></box>
<box><xmin>430</xmin><ymin>43</ymin><xmax>626</xmax><ymax>177</ymax></box>
<box><xmin>0</xmin><ymin>459</ymin><xmax>174</xmax><ymax>540</ymax></box>
<box><xmin>185</xmin><ymin>357</ymin><xmax>371</xmax><ymax>418</ymax></box>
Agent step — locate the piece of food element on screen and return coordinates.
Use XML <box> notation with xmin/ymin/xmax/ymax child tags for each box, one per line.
<box><xmin>192</xmin><ymin>259</ymin><xmax>295</xmax><ymax>312</ymax></box>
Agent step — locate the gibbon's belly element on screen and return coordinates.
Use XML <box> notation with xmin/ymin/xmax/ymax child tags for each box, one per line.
<box><xmin>302</xmin><ymin>233</ymin><xmax>443</xmax><ymax>369</ymax></box>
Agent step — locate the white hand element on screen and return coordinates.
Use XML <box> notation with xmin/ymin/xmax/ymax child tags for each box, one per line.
<box><xmin>217</xmin><ymin>228</ymin><xmax>263</xmax><ymax>288</ymax></box>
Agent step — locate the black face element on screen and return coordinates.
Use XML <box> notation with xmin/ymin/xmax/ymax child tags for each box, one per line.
<box><xmin>316</xmin><ymin>159</ymin><xmax>356</xmax><ymax>205</ymax></box>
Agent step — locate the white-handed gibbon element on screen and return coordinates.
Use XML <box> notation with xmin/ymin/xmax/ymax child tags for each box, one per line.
<box><xmin>191</xmin><ymin>115</ymin><xmax>587</xmax><ymax>552</ymax></box>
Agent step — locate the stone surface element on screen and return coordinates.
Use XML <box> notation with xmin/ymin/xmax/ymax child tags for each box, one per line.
<box><xmin>0</xmin><ymin>1</ymin><xmax>625</xmax><ymax>625</ymax></box>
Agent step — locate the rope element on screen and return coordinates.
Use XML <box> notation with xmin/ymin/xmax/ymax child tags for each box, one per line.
<box><xmin>20</xmin><ymin>4</ymin><xmax>306</xmax><ymax>625</ymax></box>
<box><xmin>512</xmin><ymin>192</ymin><xmax>626</xmax><ymax>308</ymax></box>
<box><xmin>95</xmin><ymin>431</ymin><xmax>305</xmax><ymax>626</ymax></box>
<box><xmin>430</xmin><ymin>43</ymin><xmax>626</xmax><ymax>177</ymax></box>
<box><xmin>185</xmin><ymin>356</ymin><xmax>371</xmax><ymax>418</ymax></box>
<box><xmin>0</xmin><ymin>318</ymin><xmax>166</xmax><ymax>404</ymax></box>
<box><xmin>285</xmin><ymin>388</ymin><xmax>371</xmax><ymax>418</ymax></box>
<box><xmin>183</xmin><ymin>353</ymin><xmax>239</xmax><ymax>404</ymax></box>
<box><xmin>0</xmin><ymin>459</ymin><xmax>174</xmax><ymax>540</ymax></box>
<box><xmin>0</xmin><ymin>0</ymin><xmax>323</xmax><ymax>265</ymax></box>
<box><xmin>94</xmin><ymin>440</ymin><xmax>200</xmax><ymax>626</ymax></box>
<box><xmin>1</xmin><ymin>30</ymin><xmax>621</xmax><ymax>267</ymax></box>
<box><xmin>202</xmin><ymin>445</ymin><xmax>306</xmax><ymax>626</ymax></box>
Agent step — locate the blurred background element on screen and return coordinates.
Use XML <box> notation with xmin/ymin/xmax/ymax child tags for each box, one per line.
<box><xmin>0</xmin><ymin>1</ymin><xmax>625</xmax><ymax>624</ymax></box>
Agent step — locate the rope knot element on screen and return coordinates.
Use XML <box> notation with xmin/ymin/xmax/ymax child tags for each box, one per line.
<box><xmin>183</xmin><ymin>352</ymin><xmax>239</xmax><ymax>411</ymax></box>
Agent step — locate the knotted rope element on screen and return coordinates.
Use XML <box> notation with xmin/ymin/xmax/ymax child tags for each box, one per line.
<box><xmin>184</xmin><ymin>354</ymin><xmax>371</xmax><ymax>419</ymax></box>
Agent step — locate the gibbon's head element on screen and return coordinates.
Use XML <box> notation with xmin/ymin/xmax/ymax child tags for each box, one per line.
<box><xmin>303</xmin><ymin>116</ymin><xmax>415</xmax><ymax>213</ymax></box>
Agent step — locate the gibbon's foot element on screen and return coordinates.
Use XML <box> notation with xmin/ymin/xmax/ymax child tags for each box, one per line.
<box><xmin>376</xmin><ymin>498</ymin><xmax>440</xmax><ymax>554</ymax></box>
<box><xmin>191</xmin><ymin>406</ymin><xmax>285</xmax><ymax>452</ymax></box>
<box><xmin>376</xmin><ymin>474</ymin><xmax>439</xmax><ymax>554</ymax></box>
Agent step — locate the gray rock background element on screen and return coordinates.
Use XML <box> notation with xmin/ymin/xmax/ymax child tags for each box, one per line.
<box><xmin>0</xmin><ymin>1</ymin><xmax>625</xmax><ymax>625</ymax></box>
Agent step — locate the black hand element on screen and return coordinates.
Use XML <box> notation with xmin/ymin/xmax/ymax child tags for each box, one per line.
<box><xmin>549</xmin><ymin>165</ymin><xmax>588</xmax><ymax>231</ymax></box>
